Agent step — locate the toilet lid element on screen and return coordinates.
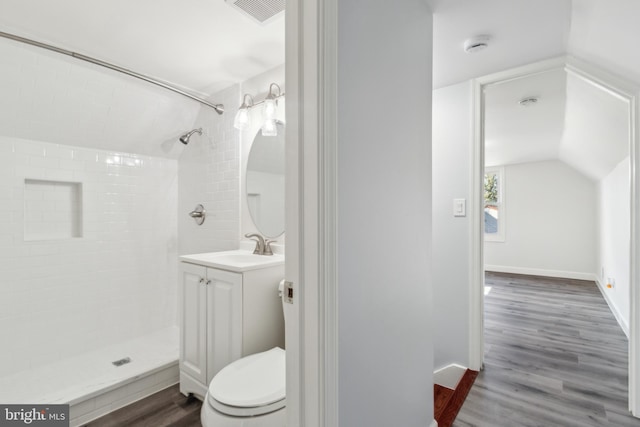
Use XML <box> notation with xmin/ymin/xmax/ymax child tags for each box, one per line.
<box><xmin>210</xmin><ymin>347</ymin><xmax>285</xmax><ymax>407</ymax></box>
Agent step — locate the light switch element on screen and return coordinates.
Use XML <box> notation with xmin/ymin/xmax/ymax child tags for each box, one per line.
<box><xmin>453</xmin><ymin>198</ymin><xmax>466</xmax><ymax>217</ymax></box>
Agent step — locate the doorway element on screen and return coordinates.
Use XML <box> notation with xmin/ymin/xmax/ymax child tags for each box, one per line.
<box><xmin>469</xmin><ymin>56</ymin><xmax>640</xmax><ymax>416</ymax></box>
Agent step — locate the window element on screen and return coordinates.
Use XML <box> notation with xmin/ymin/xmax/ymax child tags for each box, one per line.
<box><xmin>484</xmin><ymin>167</ymin><xmax>504</xmax><ymax>242</ymax></box>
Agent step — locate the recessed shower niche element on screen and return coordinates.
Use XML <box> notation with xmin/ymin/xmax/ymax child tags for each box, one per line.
<box><xmin>24</xmin><ymin>179</ymin><xmax>83</xmax><ymax>241</ymax></box>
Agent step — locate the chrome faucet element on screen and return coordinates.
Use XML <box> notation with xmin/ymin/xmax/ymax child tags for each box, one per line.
<box><xmin>244</xmin><ymin>233</ymin><xmax>276</xmax><ymax>256</ymax></box>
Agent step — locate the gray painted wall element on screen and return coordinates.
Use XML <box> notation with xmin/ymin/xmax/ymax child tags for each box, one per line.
<box><xmin>338</xmin><ymin>0</ymin><xmax>434</xmax><ymax>425</ymax></box>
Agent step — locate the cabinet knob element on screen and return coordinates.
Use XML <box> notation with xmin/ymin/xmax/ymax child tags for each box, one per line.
<box><xmin>199</xmin><ymin>278</ymin><xmax>205</xmax><ymax>284</ymax></box>
<box><xmin>206</xmin><ymin>280</ymin><xmax>212</xmax><ymax>285</ymax></box>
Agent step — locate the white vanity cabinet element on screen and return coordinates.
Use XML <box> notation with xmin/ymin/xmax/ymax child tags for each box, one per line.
<box><xmin>178</xmin><ymin>251</ymin><xmax>285</xmax><ymax>399</ymax></box>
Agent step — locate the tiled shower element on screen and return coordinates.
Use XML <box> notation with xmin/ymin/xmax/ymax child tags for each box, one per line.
<box><xmin>0</xmin><ymin>138</ymin><xmax>179</xmax><ymax>376</ymax></box>
<box><xmin>0</xmin><ymin>33</ymin><xmax>243</xmax><ymax>425</ymax></box>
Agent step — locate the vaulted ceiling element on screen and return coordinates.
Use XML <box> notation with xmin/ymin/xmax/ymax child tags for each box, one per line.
<box><xmin>484</xmin><ymin>68</ymin><xmax>630</xmax><ymax>181</ymax></box>
<box><xmin>428</xmin><ymin>0</ymin><xmax>639</xmax><ymax>181</ymax></box>
<box><xmin>0</xmin><ymin>0</ymin><xmax>285</xmax><ymax>96</ymax></box>
<box><xmin>0</xmin><ymin>0</ymin><xmax>638</xmax><ymax>170</ymax></box>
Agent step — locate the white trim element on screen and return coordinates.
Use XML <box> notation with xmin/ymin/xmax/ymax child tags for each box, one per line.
<box><xmin>484</xmin><ymin>265</ymin><xmax>596</xmax><ymax>282</ymax></box>
<box><xmin>469</xmin><ymin>78</ymin><xmax>484</xmax><ymax>371</ymax></box>
<box><xmin>320</xmin><ymin>0</ymin><xmax>339</xmax><ymax>425</ymax></box>
<box><xmin>430</xmin><ymin>420</ymin><xmax>439</xmax><ymax>427</ymax></box>
<box><xmin>285</xmin><ymin>0</ymin><xmax>314</xmax><ymax>424</ymax></box>
<box><xmin>471</xmin><ymin>55</ymin><xmax>640</xmax><ymax>416</ymax></box>
<box><xmin>286</xmin><ymin>0</ymin><xmax>338</xmax><ymax>425</ymax></box>
<box><xmin>594</xmin><ymin>278</ymin><xmax>631</xmax><ymax>338</ymax></box>
<box><xmin>434</xmin><ymin>364</ymin><xmax>467</xmax><ymax>390</ymax></box>
<box><xmin>629</xmin><ymin>76</ymin><xmax>640</xmax><ymax>418</ymax></box>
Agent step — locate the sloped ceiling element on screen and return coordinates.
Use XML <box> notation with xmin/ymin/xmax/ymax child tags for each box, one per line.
<box><xmin>0</xmin><ymin>37</ymin><xmax>201</xmax><ymax>159</ymax></box>
<box><xmin>484</xmin><ymin>68</ymin><xmax>630</xmax><ymax>181</ymax></box>
<box><xmin>0</xmin><ymin>0</ymin><xmax>284</xmax><ymax>158</ymax></box>
<box><xmin>0</xmin><ymin>0</ymin><xmax>285</xmax><ymax>96</ymax></box>
<box><xmin>1</xmin><ymin>0</ymin><xmax>638</xmax><ymax>166</ymax></box>
<box><xmin>430</xmin><ymin>0</ymin><xmax>637</xmax><ymax>181</ymax></box>
<box><xmin>568</xmin><ymin>0</ymin><xmax>640</xmax><ymax>87</ymax></box>
<box><xmin>484</xmin><ymin>69</ymin><xmax>567</xmax><ymax>168</ymax></box>
<box><xmin>559</xmin><ymin>73</ymin><xmax>630</xmax><ymax>181</ymax></box>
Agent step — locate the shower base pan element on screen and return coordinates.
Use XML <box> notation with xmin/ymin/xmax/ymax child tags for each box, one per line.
<box><xmin>0</xmin><ymin>327</ymin><xmax>179</xmax><ymax>427</ymax></box>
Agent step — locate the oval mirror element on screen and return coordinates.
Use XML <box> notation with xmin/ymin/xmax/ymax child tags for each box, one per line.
<box><xmin>246</xmin><ymin>121</ymin><xmax>285</xmax><ymax>238</ymax></box>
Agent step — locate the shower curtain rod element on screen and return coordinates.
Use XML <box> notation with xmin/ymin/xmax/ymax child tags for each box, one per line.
<box><xmin>0</xmin><ymin>30</ymin><xmax>225</xmax><ymax>114</ymax></box>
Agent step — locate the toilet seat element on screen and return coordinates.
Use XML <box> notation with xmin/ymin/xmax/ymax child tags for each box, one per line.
<box><xmin>208</xmin><ymin>347</ymin><xmax>286</xmax><ymax>417</ymax></box>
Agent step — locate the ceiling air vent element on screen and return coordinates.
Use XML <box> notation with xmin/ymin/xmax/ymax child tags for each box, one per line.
<box><xmin>225</xmin><ymin>0</ymin><xmax>285</xmax><ymax>25</ymax></box>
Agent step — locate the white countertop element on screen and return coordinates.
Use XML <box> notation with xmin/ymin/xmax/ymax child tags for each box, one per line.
<box><xmin>179</xmin><ymin>249</ymin><xmax>285</xmax><ymax>272</ymax></box>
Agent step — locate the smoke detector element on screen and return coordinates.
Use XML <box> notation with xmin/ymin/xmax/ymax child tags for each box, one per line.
<box><xmin>225</xmin><ymin>0</ymin><xmax>285</xmax><ymax>25</ymax></box>
<box><xmin>464</xmin><ymin>35</ymin><xmax>490</xmax><ymax>53</ymax></box>
<box><xmin>519</xmin><ymin>97</ymin><xmax>539</xmax><ymax>107</ymax></box>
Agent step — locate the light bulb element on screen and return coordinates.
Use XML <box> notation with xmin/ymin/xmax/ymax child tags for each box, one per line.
<box><xmin>233</xmin><ymin>108</ymin><xmax>250</xmax><ymax>130</ymax></box>
<box><xmin>261</xmin><ymin>119</ymin><xmax>277</xmax><ymax>136</ymax></box>
<box><xmin>263</xmin><ymin>98</ymin><xmax>277</xmax><ymax>120</ymax></box>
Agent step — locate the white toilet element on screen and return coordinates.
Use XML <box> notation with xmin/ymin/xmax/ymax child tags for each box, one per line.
<box><xmin>201</xmin><ymin>283</ymin><xmax>287</xmax><ymax>427</ymax></box>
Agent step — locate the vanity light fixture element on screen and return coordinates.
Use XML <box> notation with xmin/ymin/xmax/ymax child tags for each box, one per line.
<box><xmin>261</xmin><ymin>118</ymin><xmax>278</xmax><ymax>136</ymax></box>
<box><xmin>233</xmin><ymin>94</ymin><xmax>254</xmax><ymax>130</ymax></box>
<box><xmin>233</xmin><ymin>82</ymin><xmax>285</xmax><ymax>136</ymax></box>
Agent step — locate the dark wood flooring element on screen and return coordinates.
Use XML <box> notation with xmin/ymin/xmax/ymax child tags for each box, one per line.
<box><xmin>454</xmin><ymin>272</ymin><xmax>640</xmax><ymax>427</ymax></box>
<box><xmin>436</xmin><ymin>369</ymin><xmax>479</xmax><ymax>427</ymax></box>
<box><xmin>86</xmin><ymin>384</ymin><xmax>202</xmax><ymax>427</ymax></box>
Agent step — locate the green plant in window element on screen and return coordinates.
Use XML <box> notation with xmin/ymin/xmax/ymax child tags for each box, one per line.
<box><xmin>484</xmin><ymin>173</ymin><xmax>498</xmax><ymax>203</ymax></box>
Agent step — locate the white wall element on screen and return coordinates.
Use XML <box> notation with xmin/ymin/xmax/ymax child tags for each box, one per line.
<box><xmin>598</xmin><ymin>156</ymin><xmax>630</xmax><ymax>333</ymax></box>
<box><xmin>337</xmin><ymin>1</ymin><xmax>434</xmax><ymax>425</ymax></box>
<box><xmin>485</xmin><ymin>160</ymin><xmax>597</xmax><ymax>278</ymax></box>
<box><xmin>0</xmin><ymin>136</ymin><xmax>178</xmax><ymax>377</ymax></box>
<box><xmin>178</xmin><ymin>85</ymin><xmax>242</xmax><ymax>256</ymax></box>
<box><xmin>432</xmin><ymin>81</ymin><xmax>472</xmax><ymax>370</ymax></box>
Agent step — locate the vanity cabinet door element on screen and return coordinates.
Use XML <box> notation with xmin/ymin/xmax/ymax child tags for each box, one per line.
<box><xmin>179</xmin><ymin>262</ymin><xmax>207</xmax><ymax>385</ymax></box>
<box><xmin>206</xmin><ymin>268</ymin><xmax>243</xmax><ymax>383</ymax></box>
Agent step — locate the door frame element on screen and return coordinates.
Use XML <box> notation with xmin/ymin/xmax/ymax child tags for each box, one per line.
<box><xmin>469</xmin><ymin>55</ymin><xmax>640</xmax><ymax>415</ymax></box>
<box><xmin>285</xmin><ymin>0</ymin><xmax>339</xmax><ymax>425</ymax></box>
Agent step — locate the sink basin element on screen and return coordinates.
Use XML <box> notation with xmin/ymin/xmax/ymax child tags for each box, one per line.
<box><xmin>180</xmin><ymin>250</ymin><xmax>284</xmax><ymax>272</ymax></box>
<box><xmin>209</xmin><ymin>253</ymin><xmax>276</xmax><ymax>264</ymax></box>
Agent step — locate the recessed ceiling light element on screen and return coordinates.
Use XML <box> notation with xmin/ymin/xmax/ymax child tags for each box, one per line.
<box><xmin>464</xmin><ymin>35</ymin><xmax>490</xmax><ymax>53</ymax></box>
<box><xmin>519</xmin><ymin>97</ymin><xmax>539</xmax><ymax>107</ymax></box>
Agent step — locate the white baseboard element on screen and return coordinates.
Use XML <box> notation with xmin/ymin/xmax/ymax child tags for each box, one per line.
<box><xmin>434</xmin><ymin>363</ymin><xmax>467</xmax><ymax>390</ymax></box>
<box><xmin>595</xmin><ymin>278</ymin><xmax>630</xmax><ymax>338</ymax></box>
<box><xmin>484</xmin><ymin>265</ymin><xmax>595</xmax><ymax>281</ymax></box>
<box><xmin>430</xmin><ymin>419</ymin><xmax>438</xmax><ymax>427</ymax></box>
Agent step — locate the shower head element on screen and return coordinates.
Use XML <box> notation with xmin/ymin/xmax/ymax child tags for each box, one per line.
<box><xmin>180</xmin><ymin>128</ymin><xmax>203</xmax><ymax>145</ymax></box>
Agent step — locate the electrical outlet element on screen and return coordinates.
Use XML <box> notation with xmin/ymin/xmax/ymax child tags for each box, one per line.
<box><xmin>607</xmin><ymin>277</ymin><xmax>616</xmax><ymax>290</ymax></box>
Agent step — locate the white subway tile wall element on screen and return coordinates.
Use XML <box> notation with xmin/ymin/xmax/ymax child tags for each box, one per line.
<box><xmin>0</xmin><ymin>136</ymin><xmax>178</xmax><ymax>377</ymax></box>
<box><xmin>178</xmin><ymin>84</ymin><xmax>241</xmax><ymax>255</ymax></box>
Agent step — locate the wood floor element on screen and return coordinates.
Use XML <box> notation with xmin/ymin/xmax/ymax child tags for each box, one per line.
<box><xmin>454</xmin><ymin>272</ymin><xmax>640</xmax><ymax>427</ymax></box>
<box><xmin>436</xmin><ymin>369</ymin><xmax>479</xmax><ymax>427</ymax></box>
<box><xmin>87</xmin><ymin>384</ymin><xmax>202</xmax><ymax>427</ymax></box>
<box><xmin>89</xmin><ymin>272</ymin><xmax>640</xmax><ymax>426</ymax></box>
